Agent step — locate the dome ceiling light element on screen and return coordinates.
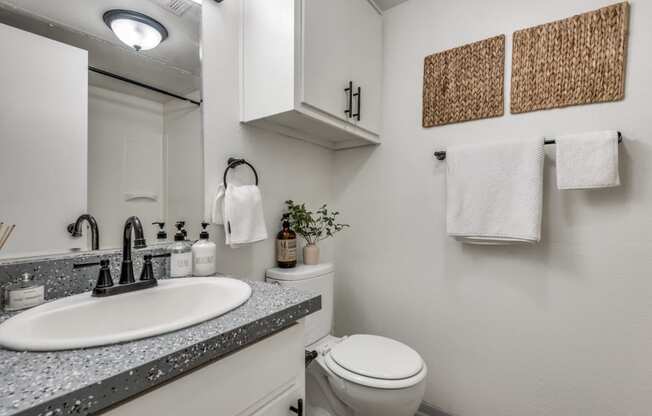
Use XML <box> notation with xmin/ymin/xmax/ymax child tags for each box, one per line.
<box><xmin>103</xmin><ymin>9</ymin><xmax>168</xmax><ymax>51</ymax></box>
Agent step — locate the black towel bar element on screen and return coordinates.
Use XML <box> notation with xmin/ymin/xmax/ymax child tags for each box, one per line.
<box><xmin>223</xmin><ymin>157</ymin><xmax>259</xmax><ymax>189</ymax></box>
<box><xmin>433</xmin><ymin>132</ymin><xmax>623</xmax><ymax>161</ymax></box>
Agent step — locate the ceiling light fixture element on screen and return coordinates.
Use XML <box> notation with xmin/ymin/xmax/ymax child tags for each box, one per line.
<box><xmin>103</xmin><ymin>10</ymin><xmax>168</xmax><ymax>51</ymax></box>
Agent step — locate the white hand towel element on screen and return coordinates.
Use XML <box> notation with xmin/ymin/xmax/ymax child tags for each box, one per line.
<box><xmin>555</xmin><ymin>130</ymin><xmax>620</xmax><ymax>190</ymax></box>
<box><xmin>210</xmin><ymin>183</ymin><xmax>226</xmax><ymax>225</ymax></box>
<box><xmin>223</xmin><ymin>184</ymin><xmax>268</xmax><ymax>246</ymax></box>
<box><xmin>446</xmin><ymin>138</ymin><xmax>544</xmax><ymax>244</ymax></box>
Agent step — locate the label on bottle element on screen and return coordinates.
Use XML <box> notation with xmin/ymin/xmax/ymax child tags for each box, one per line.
<box><xmin>4</xmin><ymin>286</ymin><xmax>45</xmax><ymax>311</ymax></box>
<box><xmin>193</xmin><ymin>254</ymin><xmax>216</xmax><ymax>276</ymax></box>
<box><xmin>277</xmin><ymin>239</ymin><xmax>297</xmax><ymax>262</ymax></box>
<box><xmin>171</xmin><ymin>252</ymin><xmax>193</xmax><ymax>277</ymax></box>
<box><xmin>195</xmin><ymin>255</ymin><xmax>215</xmax><ymax>265</ymax></box>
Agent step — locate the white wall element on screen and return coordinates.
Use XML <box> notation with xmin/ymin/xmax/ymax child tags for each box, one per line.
<box><xmin>0</xmin><ymin>23</ymin><xmax>87</xmax><ymax>258</ymax></box>
<box><xmin>202</xmin><ymin>0</ymin><xmax>334</xmax><ymax>279</ymax></box>
<box><xmin>88</xmin><ymin>87</ymin><xmax>164</xmax><ymax>249</ymax></box>
<box><xmin>334</xmin><ymin>1</ymin><xmax>652</xmax><ymax>415</ymax></box>
<box><xmin>164</xmin><ymin>96</ymin><xmax>204</xmax><ymax>241</ymax></box>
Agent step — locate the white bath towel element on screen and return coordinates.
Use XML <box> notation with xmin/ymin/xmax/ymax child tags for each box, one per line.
<box><xmin>555</xmin><ymin>130</ymin><xmax>620</xmax><ymax>190</ymax></box>
<box><xmin>446</xmin><ymin>138</ymin><xmax>544</xmax><ymax>244</ymax></box>
<box><xmin>212</xmin><ymin>184</ymin><xmax>267</xmax><ymax>246</ymax></box>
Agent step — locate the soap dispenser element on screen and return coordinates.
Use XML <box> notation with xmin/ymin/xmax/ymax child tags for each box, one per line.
<box><xmin>168</xmin><ymin>221</ymin><xmax>192</xmax><ymax>277</ymax></box>
<box><xmin>152</xmin><ymin>222</ymin><xmax>167</xmax><ymax>241</ymax></box>
<box><xmin>276</xmin><ymin>213</ymin><xmax>297</xmax><ymax>268</ymax></box>
<box><xmin>192</xmin><ymin>222</ymin><xmax>217</xmax><ymax>276</ymax></box>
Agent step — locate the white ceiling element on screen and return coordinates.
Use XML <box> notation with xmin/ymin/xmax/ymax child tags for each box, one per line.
<box><xmin>374</xmin><ymin>0</ymin><xmax>409</xmax><ymax>11</ymax></box>
<box><xmin>0</xmin><ymin>0</ymin><xmax>200</xmax><ymax>99</ymax></box>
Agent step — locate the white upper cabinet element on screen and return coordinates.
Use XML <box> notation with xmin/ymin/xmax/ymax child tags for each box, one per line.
<box><xmin>302</xmin><ymin>0</ymin><xmax>352</xmax><ymax>123</ymax></box>
<box><xmin>349</xmin><ymin>0</ymin><xmax>383</xmax><ymax>134</ymax></box>
<box><xmin>241</xmin><ymin>0</ymin><xmax>383</xmax><ymax>150</ymax></box>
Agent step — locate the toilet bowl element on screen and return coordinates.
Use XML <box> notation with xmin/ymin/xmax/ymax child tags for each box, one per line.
<box><xmin>307</xmin><ymin>334</ymin><xmax>427</xmax><ymax>416</ymax></box>
<box><xmin>266</xmin><ymin>264</ymin><xmax>427</xmax><ymax>416</ymax></box>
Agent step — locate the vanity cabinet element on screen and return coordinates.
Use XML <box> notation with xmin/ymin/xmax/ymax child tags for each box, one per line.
<box><xmin>104</xmin><ymin>321</ymin><xmax>305</xmax><ymax>416</ymax></box>
<box><xmin>241</xmin><ymin>0</ymin><xmax>383</xmax><ymax>150</ymax></box>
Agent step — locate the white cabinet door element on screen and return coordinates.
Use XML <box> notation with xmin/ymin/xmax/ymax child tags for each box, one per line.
<box><xmin>248</xmin><ymin>385</ymin><xmax>303</xmax><ymax>416</ymax></box>
<box><xmin>301</xmin><ymin>0</ymin><xmax>352</xmax><ymax>122</ymax></box>
<box><xmin>349</xmin><ymin>0</ymin><xmax>382</xmax><ymax>134</ymax></box>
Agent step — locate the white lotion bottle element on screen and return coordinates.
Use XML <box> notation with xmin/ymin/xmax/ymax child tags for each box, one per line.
<box><xmin>192</xmin><ymin>222</ymin><xmax>216</xmax><ymax>276</ymax></box>
<box><xmin>169</xmin><ymin>221</ymin><xmax>192</xmax><ymax>277</ymax></box>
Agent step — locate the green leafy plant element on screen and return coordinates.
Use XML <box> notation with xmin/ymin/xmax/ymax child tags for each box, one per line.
<box><xmin>284</xmin><ymin>200</ymin><xmax>349</xmax><ymax>245</ymax></box>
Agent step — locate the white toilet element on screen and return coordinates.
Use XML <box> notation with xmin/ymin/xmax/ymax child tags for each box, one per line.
<box><xmin>266</xmin><ymin>263</ymin><xmax>427</xmax><ymax>416</ymax></box>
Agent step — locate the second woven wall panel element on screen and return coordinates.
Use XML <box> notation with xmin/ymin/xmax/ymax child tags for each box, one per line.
<box><xmin>422</xmin><ymin>35</ymin><xmax>505</xmax><ymax>128</ymax></box>
<box><xmin>510</xmin><ymin>2</ymin><xmax>629</xmax><ymax>114</ymax></box>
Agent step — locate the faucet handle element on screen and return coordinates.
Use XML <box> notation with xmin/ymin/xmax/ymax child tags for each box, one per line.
<box><xmin>96</xmin><ymin>260</ymin><xmax>114</xmax><ymax>289</ymax></box>
<box><xmin>140</xmin><ymin>255</ymin><xmax>155</xmax><ymax>281</ymax></box>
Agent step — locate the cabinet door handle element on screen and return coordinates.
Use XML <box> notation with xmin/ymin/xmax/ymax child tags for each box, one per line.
<box><xmin>344</xmin><ymin>81</ymin><xmax>353</xmax><ymax>118</ymax></box>
<box><xmin>290</xmin><ymin>398</ymin><xmax>303</xmax><ymax>416</ymax></box>
<box><xmin>352</xmin><ymin>86</ymin><xmax>361</xmax><ymax>121</ymax></box>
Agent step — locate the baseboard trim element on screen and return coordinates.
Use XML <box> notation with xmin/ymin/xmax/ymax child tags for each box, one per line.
<box><xmin>417</xmin><ymin>401</ymin><xmax>452</xmax><ymax>416</ymax></box>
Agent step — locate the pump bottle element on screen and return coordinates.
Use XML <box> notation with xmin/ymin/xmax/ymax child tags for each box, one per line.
<box><xmin>168</xmin><ymin>221</ymin><xmax>192</xmax><ymax>277</ymax></box>
<box><xmin>192</xmin><ymin>222</ymin><xmax>217</xmax><ymax>276</ymax></box>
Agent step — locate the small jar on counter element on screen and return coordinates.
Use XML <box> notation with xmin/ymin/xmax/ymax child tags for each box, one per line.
<box><xmin>2</xmin><ymin>272</ymin><xmax>45</xmax><ymax>312</ymax></box>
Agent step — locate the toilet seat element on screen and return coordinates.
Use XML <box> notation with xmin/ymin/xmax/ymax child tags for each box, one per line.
<box><xmin>323</xmin><ymin>334</ymin><xmax>426</xmax><ymax>390</ymax></box>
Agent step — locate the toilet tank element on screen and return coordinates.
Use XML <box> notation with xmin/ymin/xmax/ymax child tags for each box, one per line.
<box><xmin>266</xmin><ymin>263</ymin><xmax>334</xmax><ymax>347</ymax></box>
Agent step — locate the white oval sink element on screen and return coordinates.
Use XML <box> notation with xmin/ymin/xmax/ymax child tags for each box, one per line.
<box><xmin>0</xmin><ymin>277</ymin><xmax>252</xmax><ymax>351</ymax></box>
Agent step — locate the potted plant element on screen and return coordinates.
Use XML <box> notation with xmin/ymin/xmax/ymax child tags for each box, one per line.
<box><xmin>284</xmin><ymin>200</ymin><xmax>349</xmax><ymax>265</ymax></box>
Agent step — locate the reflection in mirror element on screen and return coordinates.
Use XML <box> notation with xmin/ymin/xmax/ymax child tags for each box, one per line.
<box><xmin>0</xmin><ymin>0</ymin><xmax>203</xmax><ymax>260</ymax></box>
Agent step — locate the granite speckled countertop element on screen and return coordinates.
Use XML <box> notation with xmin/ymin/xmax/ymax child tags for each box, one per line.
<box><xmin>0</xmin><ymin>280</ymin><xmax>321</xmax><ymax>416</ymax></box>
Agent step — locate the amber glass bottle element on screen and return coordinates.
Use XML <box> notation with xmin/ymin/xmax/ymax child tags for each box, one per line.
<box><xmin>277</xmin><ymin>214</ymin><xmax>297</xmax><ymax>268</ymax></box>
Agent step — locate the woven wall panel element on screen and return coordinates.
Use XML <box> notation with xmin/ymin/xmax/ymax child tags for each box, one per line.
<box><xmin>422</xmin><ymin>35</ymin><xmax>505</xmax><ymax>127</ymax></box>
<box><xmin>511</xmin><ymin>2</ymin><xmax>629</xmax><ymax>114</ymax></box>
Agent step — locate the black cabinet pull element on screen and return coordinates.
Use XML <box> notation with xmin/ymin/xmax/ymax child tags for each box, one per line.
<box><xmin>290</xmin><ymin>398</ymin><xmax>303</xmax><ymax>416</ymax></box>
<box><xmin>352</xmin><ymin>86</ymin><xmax>361</xmax><ymax>121</ymax></box>
<box><xmin>344</xmin><ymin>81</ymin><xmax>353</xmax><ymax>118</ymax></box>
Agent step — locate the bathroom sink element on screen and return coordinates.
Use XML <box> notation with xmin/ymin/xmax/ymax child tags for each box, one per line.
<box><xmin>0</xmin><ymin>277</ymin><xmax>252</xmax><ymax>351</ymax></box>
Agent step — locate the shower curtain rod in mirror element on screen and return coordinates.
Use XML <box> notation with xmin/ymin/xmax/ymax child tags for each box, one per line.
<box><xmin>88</xmin><ymin>66</ymin><xmax>201</xmax><ymax>106</ymax></box>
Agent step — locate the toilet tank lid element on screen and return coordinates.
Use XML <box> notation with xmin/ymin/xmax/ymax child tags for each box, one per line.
<box><xmin>266</xmin><ymin>263</ymin><xmax>334</xmax><ymax>280</ymax></box>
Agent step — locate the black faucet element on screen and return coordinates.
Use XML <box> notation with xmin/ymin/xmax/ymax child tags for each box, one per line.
<box><xmin>120</xmin><ymin>216</ymin><xmax>147</xmax><ymax>284</ymax></box>
<box><xmin>72</xmin><ymin>216</ymin><xmax>160</xmax><ymax>297</ymax></box>
<box><xmin>67</xmin><ymin>214</ymin><xmax>100</xmax><ymax>250</ymax></box>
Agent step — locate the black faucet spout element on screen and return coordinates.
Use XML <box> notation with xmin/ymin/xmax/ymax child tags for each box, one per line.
<box><xmin>68</xmin><ymin>214</ymin><xmax>100</xmax><ymax>250</ymax></box>
<box><xmin>120</xmin><ymin>216</ymin><xmax>147</xmax><ymax>284</ymax></box>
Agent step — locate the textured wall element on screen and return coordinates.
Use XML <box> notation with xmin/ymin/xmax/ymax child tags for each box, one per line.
<box><xmin>334</xmin><ymin>0</ymin><xmax>652</xmax><ymax>415</ymax></box>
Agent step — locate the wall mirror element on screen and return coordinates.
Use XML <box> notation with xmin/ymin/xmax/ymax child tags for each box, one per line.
<box><xmin>0</xmin><ymin>0</ymin><xmax>204</xmax><ymax>260</ymax></box>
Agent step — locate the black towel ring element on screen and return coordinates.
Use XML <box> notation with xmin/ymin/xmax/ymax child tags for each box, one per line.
<box><xmin>223</xmin><ymin>157</ymin><xmax>259</xmax><ymax>189</ymax></box>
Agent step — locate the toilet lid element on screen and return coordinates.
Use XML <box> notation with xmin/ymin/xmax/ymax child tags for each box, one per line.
<box><xmin>328</xmin><ymin>334</ymin><xmax>423</xmax><ymax>380</ymax></box>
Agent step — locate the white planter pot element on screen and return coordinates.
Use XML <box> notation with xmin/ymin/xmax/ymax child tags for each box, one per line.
<box><xmin>303</xmin><ymin>244</ymin><xmax>320</xmax><ymax>265</ymax></box>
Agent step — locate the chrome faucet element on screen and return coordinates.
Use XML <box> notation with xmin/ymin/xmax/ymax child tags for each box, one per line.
<box><xmin>67</xmin><ymin>214</ymin><xmax>100</xmax><ymax>250</ymax></box>
<box><xmin>120</xmin><ymin>216</ymin><xmax>147</xmax><ymax>284</ymax></box>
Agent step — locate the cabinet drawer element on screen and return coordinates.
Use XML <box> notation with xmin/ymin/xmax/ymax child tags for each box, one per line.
<box><xmin>104</xmin><ymin>321</ymin><xmax>305</xmax><ymax>416</ymax></box>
